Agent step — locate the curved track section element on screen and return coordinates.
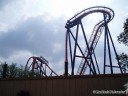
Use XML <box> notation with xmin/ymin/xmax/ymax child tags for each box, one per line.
<box><xmin>65</xmin><ymin>6</ymin><xmax>114</xmax><ymax>28</ymax></box>
<box><xmin>65</xmin><ymin>6</ymin><xmax>122</xmax><ymax>75</ymax></box>
<box><xmin>25</xmin><ymin>56</ymin><xmax>58</xmax><ymax>77</ymax></box>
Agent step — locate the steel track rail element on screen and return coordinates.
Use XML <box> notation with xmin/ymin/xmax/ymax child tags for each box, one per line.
<box><xmin>65</xmin><ymin>6</ymin><xmax>114</xmax><ymax>75</ymax></box>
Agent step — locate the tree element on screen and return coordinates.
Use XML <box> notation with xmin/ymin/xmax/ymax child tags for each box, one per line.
<box><xmin>117</xmin><ymin>18</ymin><xmax>128</xmax><ymax>73</ymax></box>
<box><xmin>0</xmin><ymin>62</ymin><xmax>25</xmax><ymax>78</ymax></box>
<box><xmin>118</xmin><ymin>53</ymin><xmax>128</xmax><ymax>73</ymax></box>
<box><xmin>0</xmin><ymin>62</ymin><xmax>41</xmax><ymax>78</ymax></box>
<box><xmin>7</xmin><ymin>63</ymin><xmax>18</xmax><ymax>77</ymax></box>
<box><xmin>118</xmin><ymin>18</ymin><xmax>128</xmax><ymax>46</ymax></box>
<box><xmin>0</xmin><ymin>63</ymin><xmax>4</xmax><ymax>78</ymax></box>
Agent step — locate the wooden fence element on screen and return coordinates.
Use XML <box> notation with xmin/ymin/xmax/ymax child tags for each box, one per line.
<box><xmin>0</xmin><ymin>74</ymin><xmax>128</xmax><ymax>96</ymax></box>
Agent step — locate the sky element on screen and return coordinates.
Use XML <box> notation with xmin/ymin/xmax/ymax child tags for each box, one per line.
<box><xmin>0</xmin><ymin>0</ymin><xmax>128</xmax><ymax>75</ymax></box>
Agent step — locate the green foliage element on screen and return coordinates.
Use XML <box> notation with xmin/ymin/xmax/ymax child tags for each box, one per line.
<box><xmin>118</xmin><ymin>18</ymin><xmax>128</xmax><ymax>46</ymax></box>
<box><xmin>16</xmin><ymin>65</ymin><xmax>26</xmax><ymax>77</ymax></box>
<box><xmin>0</xmin><ymin>62</ymin><xmax>42</xmax><ymax>78</ymax></box>
<box><xmin>118</xmin><ymin>53</ymin><xmax>128</xmax><ymax>73</ymax></box>
<box><xmin>7</xmin><ymin>63</ymin><xmax>18</xmax><ymax>77</ymax></box>
<box><xmin>0</xmin><ymin>62</ymin><xmax>25</xmax><ymax>78</ymax></box>
<box><xmin>0</xmin><ymin>63</ymin><xmax>4</xmax><ymax>78</ymax></box>
<box><xmin>117</xmin><ymin>18</ymin><xmax>128</xmax><ymax>73</ymax></box>
<box><xmin>24</xmin><ymin>70</ymin><xmax>41</xmax><ymax>77</ymax></box>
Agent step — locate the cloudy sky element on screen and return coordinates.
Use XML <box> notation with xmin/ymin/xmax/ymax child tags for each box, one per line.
<box><xmin>0</xmin><ymin>0</ymin><xmax>128</xmax><ymax>75</ymax></box>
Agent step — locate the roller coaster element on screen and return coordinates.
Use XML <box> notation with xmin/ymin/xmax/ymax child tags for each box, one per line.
<box><xmin>25</xmin><ymin>6</ymin><xmax>123</xmax><ymax>77</ymax></box>
<box><xmin>25</xmin><ymin>56</ymin><xmax>58</xmax><ymax>77</ymax></box>
<box><xmin>64</xmin><ymin>6</ymin><xmax>123</xmax><ymax>75</ymax></box>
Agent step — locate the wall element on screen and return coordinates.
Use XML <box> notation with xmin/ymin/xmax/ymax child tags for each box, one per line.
<box><xmin>0</xmin><ymin>74</ymin><xmax>128</xmax><ymax>96</ymax></box>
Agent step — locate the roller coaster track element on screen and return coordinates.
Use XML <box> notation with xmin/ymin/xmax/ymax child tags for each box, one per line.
<box><xmin>77</xmin><ymin>22</ymin><xmax>104</xmax><ymax>75</ymax></box>
<box><xmin>65</xmin><ymin>6</ymin><xmax>115</xmax><ymax>75</ymax></box>
<box><xmin>25</xmin><ymin>56</ymin><xmax>58</xmax><ymax>77</ymax></box>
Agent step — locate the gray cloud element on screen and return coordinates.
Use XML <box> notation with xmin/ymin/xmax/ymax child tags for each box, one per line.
<box><xmin>0</xmin><ymin>15</ymin><xmax>66</xmax><ymax>62</ymax></box>
<box><xmin>0</xmin><ymin>0</ymin><xmax>14</xmax><ymax>9</ymax></box>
